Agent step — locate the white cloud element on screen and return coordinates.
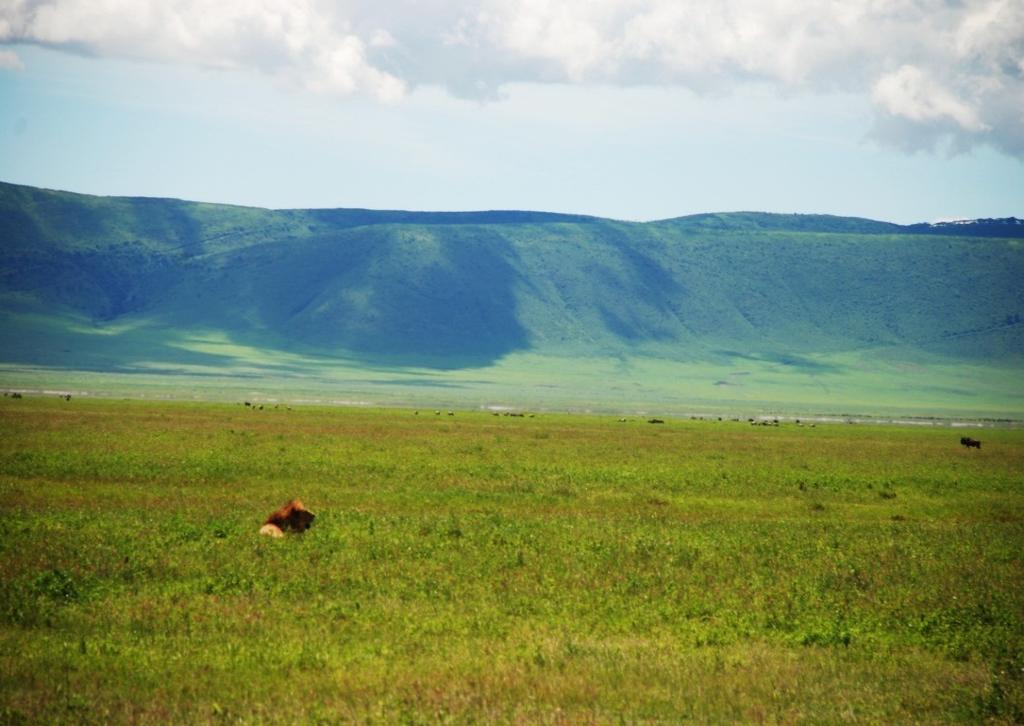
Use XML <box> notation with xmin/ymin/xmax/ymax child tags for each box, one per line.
<box><xmin>2</xmin><ymin>0</ymin><xmax>1023</xmax><ymax>156</ymax></box>
<box><xmin>456</xmin><ymin>0</ymin><xmax>1024</xmax><ymax>156</ymax></box>
<box><xmin>873</xmin><ymin>65</ymin><xmax>987</xmax><ymax>132</ymax></box>
<box><xmin>0</xmin><ymin>0</ymin><xmax>406</xmax><ymax>100</ymax></box>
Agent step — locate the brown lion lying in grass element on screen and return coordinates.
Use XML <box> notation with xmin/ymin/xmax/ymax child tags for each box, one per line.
<box><xmin>259</xmin><ymin>499</ymin><xmax>315</xmax><ymax>538</ymax></box>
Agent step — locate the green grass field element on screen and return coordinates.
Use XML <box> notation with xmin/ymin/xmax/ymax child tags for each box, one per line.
<box><xmin>3</xmin><ymin>337</ymin><xmax>1023</xmax><ymax>420</ymax></box>
<box><xmin>1</xmin><ymin>397</ymin><xmax>1022</xmax><ymax>723</ymax></box>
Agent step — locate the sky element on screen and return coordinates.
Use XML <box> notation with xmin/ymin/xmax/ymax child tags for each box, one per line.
<box><xmin>1</xmin><ymin>0</ymin><xmax>1022</xmax><ymax>224</ymax></box>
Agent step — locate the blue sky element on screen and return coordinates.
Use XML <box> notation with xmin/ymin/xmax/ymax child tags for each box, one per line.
<box><xmin>1</xmin><ymin>1</ymin><xmax>1022</xmax><ymax>224</ymax></box>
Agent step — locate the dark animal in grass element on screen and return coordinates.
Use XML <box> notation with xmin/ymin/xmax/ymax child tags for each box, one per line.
<box><xmin>259</xmin><ymin>499</ymin><xmax>315</xmax><ymax>538</ymax></box>
<box><xmin>960</xmin><ymin>436</ymin><xmax>982</xmax><ymax>449</ymax></box>
<box><xmin>647</xmin><ymin>418</ymin><xmax>665</xmax><ymax>424</ymax></box>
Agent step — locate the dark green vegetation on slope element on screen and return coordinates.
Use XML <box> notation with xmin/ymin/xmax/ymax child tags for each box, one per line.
<box><xmin>1</xmin><ymin>181</ymin><xmax>1022</xmax><ymax>414</ymax></box>
<box><xmin>1</xmin><ymin>397</ymin><xmax>1022</xmax><ymax>722</ymax></box>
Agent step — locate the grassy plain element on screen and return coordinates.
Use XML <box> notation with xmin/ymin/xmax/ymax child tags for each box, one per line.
<box><xmin>1</xmin><ymin>397</ymin><xmax>1022</xmax><ymax>723</ymax></box>
<box><xmin>3</xmin><ymin>336</ymin><xmax>1023</xmax><ymax>420</ymax></box>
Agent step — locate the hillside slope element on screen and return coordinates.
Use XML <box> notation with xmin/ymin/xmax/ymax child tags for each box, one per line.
<box><xmin>1</xmin><ymin>181</ymin><xmax>1022</xmax><ymax>412</ymax></box>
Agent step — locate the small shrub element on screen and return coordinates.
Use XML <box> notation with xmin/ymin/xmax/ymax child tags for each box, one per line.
<box><xmin>800</xmin><ymin>625</ymin><xmax>852</xmax><ymax>647</ymax></box>
<box><xmin>33</xmin><ymin>569</ymin><xmax>79</xmax><ymax>604</ymax></box>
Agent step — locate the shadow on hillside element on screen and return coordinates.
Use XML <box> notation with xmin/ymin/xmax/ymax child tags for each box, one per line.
<box><xmin>595</xmin><ymin>226</ymin><xmax>690</xmax><ymax>342</ymax></box>
<box><xmin>0</xmin><ymin>313</ymin><xmax>266</xmax><ymax>375</ymax></box>
<box><xmin>717</xmin><ymin>349</ymin><xmax>844</xmax><ymax>373</ymax></box>
<box><xmin>236</xmin><ymin>226</ymin><xmax>532</xmax><ymax>370</ymax></box>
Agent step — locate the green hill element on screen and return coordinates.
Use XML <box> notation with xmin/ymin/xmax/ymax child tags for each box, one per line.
<box><xmin>1</xmin><ymin>181</ymin><xmax>1022</xmax><ymax>416</ymax></box>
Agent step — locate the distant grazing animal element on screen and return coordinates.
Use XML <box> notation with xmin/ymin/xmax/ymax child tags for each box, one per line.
<box><xmin>647</xmin><ymin>418</ymin><xmax>665</xmax><ymax>424</ymax></box>
<box><xmin>259</xmin><ymin>499</ymin><xmax>316</xmax><ymax>538</ymax></box>
<box><xmin>960</xmin><ymin>436</ymin><xmax>982</xmax><ymax>450</ymax></box>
